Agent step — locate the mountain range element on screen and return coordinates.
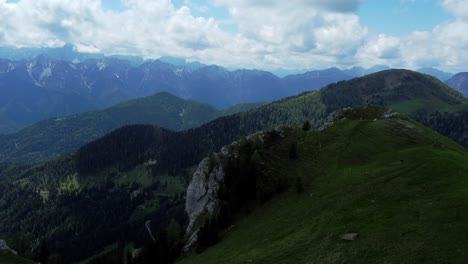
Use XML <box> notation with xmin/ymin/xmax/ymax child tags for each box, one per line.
<box><xmin>1</xmin><ymin>53</ymin><xmax>464</xmax><ymax>135</ymax></box>
<box><xmin>0</xmin><ymin>69</ymin><xmax>467</xmax><ymax>263</ymax></box>
<box><xmin>0</xmin><ymin>56</ymin><xmax>342</xmax><ymax>134</ymax></box>
<box><xmin>1</xmin><ymin>68</ymin><xmax>467</xmax><ymax>165</ymax></box>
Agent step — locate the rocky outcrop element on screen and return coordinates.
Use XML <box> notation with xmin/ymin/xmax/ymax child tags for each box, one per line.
<box><xmin>319</xmin><ymin>106</ymin><xmax>401</xmax><ymax>131</ymax></box>
<box><xmin>185</xmin><ymin>152</ymin><xmax>225</xmax><ymax>234</ymax></box>
<box><xmin>382</xmin><ymin>109</ymin><xmax>399</xmax><ymax>119</ymax></box>
<box><xmin>184</xmin><ymin>127</ymin><xmax>290</xmax><ymax>250</ymax></box>
<box><xmin>184</xmin><ymin>152</ymin><xmax>225</xmax><ymax>250</ymax></box>
<box><xmin>318</xmin><ymin>107</ymin><xmax>351</xmax><ymax>131</ymax></box>
<box><xmin>0</xmin><ymin>239</ymin><xmax>17</xmax><ymax>255</ymax></box>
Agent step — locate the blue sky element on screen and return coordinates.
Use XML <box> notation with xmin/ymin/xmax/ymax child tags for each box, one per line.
<box><xmin>0</xmin><ymin>0</ymin><xmax>467</xmax><ymax>71</ymax></box>
<box><xmin>359</xmin><ymin>0</ymin><xmax>451</xmax><ymax>36</ymax></box>
<box><xmin>100</xmin><ymin>0</ymin><xmax>452</xmax><ymax>36</ymax></box>
<box><xmin>186</xmin><ymin>0</ymin><xmax>451</xmax><ymax>37</ymax></box>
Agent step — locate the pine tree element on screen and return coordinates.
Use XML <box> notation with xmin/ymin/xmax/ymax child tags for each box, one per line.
<box><xmin>34</xmin><ymin>241</ymin><xmax>50</xmax><ymax>264</ymax></box>
<box><xmin>289</xmin><ymin>143</ymin><xmax>298</xmax><ymax>159</ymax></box>
<box><xmin>302</xmin><ymin>120</ymin><xmax>311</xmax><ymax>131</ymax></box>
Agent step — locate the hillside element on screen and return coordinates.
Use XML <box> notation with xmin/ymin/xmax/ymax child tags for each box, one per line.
<box><xmin>320</xmin><ymin>69</ymin><xmax>465</xmax><ymax>113</ymax></box>
<box><xmin>73</xmin><ymin>69</ymin><xmax>468</xmax><ymax>179</ymax></box>
<box><xmin>446</xmin><ymin>72</ymin><xmax>468</xmax><ymax>97</ymax></box>
<box><xmin>0</xmin><ymin>92</ymin><xmax>262</xmax><ymax>164</ymax></box>
<box><xmin>0</xmin><ymin>70</ymin><xmax>467</xmax><ymax>262</ymax></box>
<box><xmin>179</xmin><ymin>106</ymin><xmax>468</xmax><ymax>264</ymax></box>
<box><xmin>3</xmin><ymin>69</ymin><xmax>468</xmax><ymax>165</ymax></box>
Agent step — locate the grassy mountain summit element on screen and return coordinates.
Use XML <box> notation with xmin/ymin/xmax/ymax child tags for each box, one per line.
<box><xmin>0</xmin><ymin>92</ymin><xmax>263</xmax><ymax>163</ymax></box>
<box><xmin>180</xmin><ymin>105</ymin><xmax>468</xmax><ymax>264</ymax></box>
<box><xmin>320</xmin><ymin>69</ymin><xmax>465</xmax><ymax>113</ymax></box>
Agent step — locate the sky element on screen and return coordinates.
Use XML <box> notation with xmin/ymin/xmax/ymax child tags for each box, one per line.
<box><xmin>0</xmin><ymin>0</ymin><xmax>467</xmax><ymax>72</ymax></box>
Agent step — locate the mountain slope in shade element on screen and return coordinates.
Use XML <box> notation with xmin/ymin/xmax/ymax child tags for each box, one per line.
<box><xmin>0</xmin><ymin>92</ymin><xmax>263</xmax><ymax>164</ymax></box>
<box><xmin>445</xmin><ymin>72</ymin><xmax>468</xmax><ymax>97</ymax></box>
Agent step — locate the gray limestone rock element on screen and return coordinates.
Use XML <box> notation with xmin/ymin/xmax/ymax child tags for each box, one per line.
<box><xmin>340</xmin><ymin>233</ymin><xmax>359</xmax><ymax>241</ymax></box>
<box><xmin>185</xmin><ymin>153</ymin><xmax>225</xmax><ymax>235</ymax></box>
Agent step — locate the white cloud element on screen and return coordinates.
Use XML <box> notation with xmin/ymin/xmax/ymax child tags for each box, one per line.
<box><xmin>357</xmin><ymin>34</ymin><xmax>401</xmax><ymax>66</ymax></box>
<box><xmin>0</xmin><ymin>0</ymin><xmax>467</xmax><ymax>72</ymax></box>
<box><xmin>441</xmin><ymin>0</ymin><xmax>468</xmax><ymax>19</ymax></box>
<box><xmin>210</xmin><ymin>0</ymin><xmax>368</xmax><ymax>68</ymax></box>
<box><xmin>392</xmin><ymin>0</ymin><xmax>468</xmax><ymax>72</ymax></box>
<box><xmin>352</xmin><ymin>0</ymin><xmax>468</xmax><ymax>72</ymax></box>
<box><xmin>0</xmin><ymin>0</ymin><xmax>225</xmax><ymax>59</ymax></box>
<box><xmin>0</xmin><ymin>0</ymin><xmax>370</xmax><ymax>70</ymax></box>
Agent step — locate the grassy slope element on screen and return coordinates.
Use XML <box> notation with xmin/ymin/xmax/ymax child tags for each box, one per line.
<box><xmin>0</xmin><ymin>252</ymin><xmax>33</xmax><ymax>264</ymax></box>
<box><xmin>180</xmin><ymin>108</ymin><xmax>468</xmax><ymax>264</ymax></box>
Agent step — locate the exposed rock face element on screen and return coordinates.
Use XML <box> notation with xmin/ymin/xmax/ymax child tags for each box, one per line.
<box><xmin>340</xmin><ymin>233</ymin><xmax>359</xmax><ymax>241</ymax></box>
<box><xmin>0</xmin><ymin>239</ymin><xmax>17</xmax><ymax>255</ymax></box>
<box><xmin>185</xmin><ymin>152</ymin><xmax>225</xmax><ymax>234</ymax></box>
<box><xmin>319</xmin><ymin>106</ymin><xmax>401</xmax><ymax>131</ymax></box>
<box><xmin>184</xmin><ymin>127</ymin><xmax>289</xmax><ymax>250</ymax></box>
<box><xmin>184</xmin><ymin>152</ymin><xmax>226</xmax><ymax>250</ymax></box>
<box><xmin>382</xmin><ymin>110</ymin><xmax>399</xmax><ymax>119</ymax></box>
<box><xmin>318</xmin><ymin>107</ymin><xmax>351</xmax><ymax>131</ymax></box>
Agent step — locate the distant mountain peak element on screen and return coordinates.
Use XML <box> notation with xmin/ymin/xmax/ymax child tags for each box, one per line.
<box><xmin>342</xmin><ymin>64</ymin><xmax>391</xmax><ymax>78</ymax></box>
<box><xmin>445</xmin><ymin>72</ymin><xmax>468</xmax><ymax>97</ymax></box>
<box><xmin>417</xmin><ymin>67</ymin><xmax>454</xmax><ymax>82</ymax></box>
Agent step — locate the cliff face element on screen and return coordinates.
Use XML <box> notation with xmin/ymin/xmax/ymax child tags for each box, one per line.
<box><xmin>183</xmin><ymin>128</ymin><xmax>287</xmax><ymax>250</ymax></box>
<box><xmin>185</xmin><ymin>151</ymin><xmax>226</xmax><ymax>234</ymax></box>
